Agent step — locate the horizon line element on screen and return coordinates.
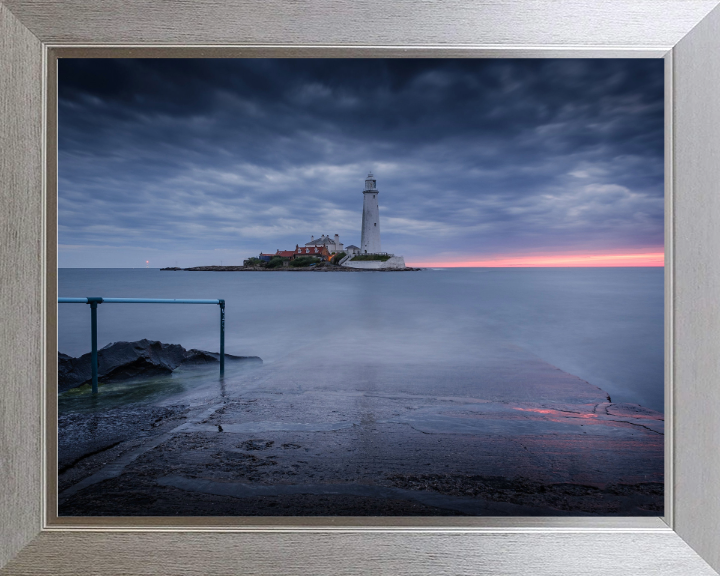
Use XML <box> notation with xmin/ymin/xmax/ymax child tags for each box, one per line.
<box><xmin>56</xmin><ymin>264</ymin><xmax>665</xmax><ymax>269</ymax></box>
<box><xmin>406</xmin><ymin>252</ymin><xmax>664</xmax><ymax>268</ymax></box>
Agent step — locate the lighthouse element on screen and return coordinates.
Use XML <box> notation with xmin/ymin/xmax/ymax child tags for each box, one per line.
<box><xmin>360</xmin><ymin>173</ymin><xmax>381</xmax><ymax>254</ymax></box>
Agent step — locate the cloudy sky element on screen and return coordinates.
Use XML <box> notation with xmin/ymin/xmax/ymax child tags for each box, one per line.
<box><xmin>58</xmin><ymin>58</ymin><xmax>664</xmax><ymax>267</ymax></box>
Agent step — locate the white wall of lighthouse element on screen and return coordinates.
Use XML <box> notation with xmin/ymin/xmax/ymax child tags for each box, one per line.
<box><xmin>360</xmin><ymin>173</ymin><xmax>381</xmax><ymax>254</ymax></box>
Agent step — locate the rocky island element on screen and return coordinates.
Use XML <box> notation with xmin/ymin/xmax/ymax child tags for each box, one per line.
<box><xmin>160</xmin><ymin>175</ymin><xmax>421</xmax><ymax>272</ymax></box>
<box><xmin>161</xmin><ymin>261</ymin><xmax>421</xmax><ymax>272</ymax></box>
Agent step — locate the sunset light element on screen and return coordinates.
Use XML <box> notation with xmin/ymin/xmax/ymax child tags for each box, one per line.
<box><xmin>407</xmin><ymin>252</ymin><xmax>664</xmax><ymax>268</ymax></box>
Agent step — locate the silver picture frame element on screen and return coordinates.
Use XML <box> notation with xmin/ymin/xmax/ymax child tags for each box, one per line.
<box><xmin>1</xmin><ymin>1</ymin><xmax>719</xmax><ymax>573</ymax></box>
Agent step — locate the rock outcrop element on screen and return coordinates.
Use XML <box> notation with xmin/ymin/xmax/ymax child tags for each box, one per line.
<box><xmin>58</xmin><ymin>339</ymin><xmax>261</xmax><ymax>393</ymax></box>
<box><xmin>183</xmin><ymin>348</ymin><xmax>237</xmax><ymax>365</ymax></box>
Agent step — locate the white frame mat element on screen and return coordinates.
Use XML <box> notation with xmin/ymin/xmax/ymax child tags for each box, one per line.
<box><xmin>1</xmin><ymin>1</ymin><xmax>719</xmax><ymax>574</ymax></box>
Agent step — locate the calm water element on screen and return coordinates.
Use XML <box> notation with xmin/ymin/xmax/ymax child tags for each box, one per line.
<box><xmin>58</xmin><ymin>267</ymin><xmax>664</xmax><ymax>412</ymax></box>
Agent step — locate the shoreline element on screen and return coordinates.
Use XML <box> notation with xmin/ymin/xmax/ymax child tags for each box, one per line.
<box><xmin>161</xmin><ymin>265</ymin><xmax>422</xmax><ymax>272</ymax></box>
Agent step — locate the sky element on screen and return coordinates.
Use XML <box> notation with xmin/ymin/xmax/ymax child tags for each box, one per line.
<box><xmin>58</xmin><ymin>58</ymin><xmax>664</xmax><ymax>268</ymax></box>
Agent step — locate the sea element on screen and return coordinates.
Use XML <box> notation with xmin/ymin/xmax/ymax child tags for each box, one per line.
<box><xmin>58</xmin><ymin>267</ymin><xmax>664</xmax><ymax>412</ymax></box>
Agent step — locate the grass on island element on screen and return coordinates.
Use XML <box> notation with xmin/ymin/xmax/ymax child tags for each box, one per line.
<box><xmin>289</xmin><ymin>256</ymin><xmax>321</xmax><ymax>267</ymax></box>
<box><xmin>243</xmin><ymin>255</ymin><xmax>332</xmax><ymax>268</ymax></box>
<box><xmin>266</xmin><ymin>256</ymin><xmax>290</xmax><ymax>268</ymax></box>
<box><xmin>330</xmin><ymin>252</ymin><xmax>346</xmax><ymax>265</ymax></box>
<box><xmin>351</xmin><ymin>254</ymin><xmax>391</xmax><ymax>262</ymax></box>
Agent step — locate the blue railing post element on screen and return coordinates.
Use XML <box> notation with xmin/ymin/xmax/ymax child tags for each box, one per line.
<box><xmin>219</xmin><ymin>299</ymin><xmax>225</xmax><ymax>376</ymax></box>
<box><xmin>86</xmin><ymin>297</ymin><xmax>104</xmax><ymax>394</ymax></box>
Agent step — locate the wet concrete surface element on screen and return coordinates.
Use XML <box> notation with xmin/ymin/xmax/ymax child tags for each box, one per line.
<box><xmin>58</xmin><ymin>341</ymin><xmax>663</xmax><ymax>516</ymax></box>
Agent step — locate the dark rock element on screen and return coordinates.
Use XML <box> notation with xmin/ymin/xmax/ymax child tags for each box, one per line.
<box><xmin>103</xmin><ymin>340</ymin><xmax>187</xmax><ymax>380</ymax></box>
<box><xmin>58</xmin><ymin>339</ymin><xmax>262</xmax><ymax>393</ymax></box>
<box><xmin>183</xmin><ymin>266</ymin><xmax>246</xmax><ymax>271</ymax></box>
<box><xmin>58</xmin><ymin>339</ymin><xmax>184</xmax><ymax>393</ymax></box>
<box><xmin>58</xmin><ymin>352</ymin><xmax>91</xmax><ymax>392</ymax></box>
<box><xmin>182</xmin><ymin>348</ymin><xmax>259</xmax><ymax>365</ymax></box>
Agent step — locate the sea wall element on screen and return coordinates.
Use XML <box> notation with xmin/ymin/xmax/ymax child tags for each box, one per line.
<box><xmin>342</xmin><ymin>255</ymin><xmax>407</xmax><ymax>270</ymax></box>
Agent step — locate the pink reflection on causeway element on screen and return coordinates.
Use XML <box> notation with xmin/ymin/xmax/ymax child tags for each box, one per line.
<box><xmin>513</xmin><ymin>406</ymin><xmax>599</xmax><ymax>419</ymax></box>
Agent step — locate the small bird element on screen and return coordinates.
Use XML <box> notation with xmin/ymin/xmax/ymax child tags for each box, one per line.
<box><xmin>218</xmin><ymin>425</ymin><xmax>223</xmax><ymax>432</ymax></box>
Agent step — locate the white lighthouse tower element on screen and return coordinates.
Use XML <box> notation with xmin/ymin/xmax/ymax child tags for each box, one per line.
<box><xmin>360</xmin><ymin>172</ymin><xmax>381</xmax><ymax>254</ymax></box>
<box><xmin>342</xmin><ymin>172</ymin><xmax>407</xmax><ymax>269</ymax></box>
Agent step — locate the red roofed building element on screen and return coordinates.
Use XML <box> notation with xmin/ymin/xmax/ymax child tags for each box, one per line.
<box><xmin>292</xmin><ymin>244</ymin><xmax>330</xmax><ymax>260</ymax></box>
<box><xmin>274</xmin><ymin>250</ymin><xmax>296</xmax><ymax>259</ymax></box>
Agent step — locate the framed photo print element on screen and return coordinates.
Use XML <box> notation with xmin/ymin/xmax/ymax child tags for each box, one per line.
<box><xmin>1</xmin><ymin>1</ymin><xmax>720</xmax><ymax>574</ymax></box>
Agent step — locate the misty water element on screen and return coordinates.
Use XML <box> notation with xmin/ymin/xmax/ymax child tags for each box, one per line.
<box><xmin>58</xmin><ymin>267</ymin><xmax>664</xmax><ymax>412</ymax></box>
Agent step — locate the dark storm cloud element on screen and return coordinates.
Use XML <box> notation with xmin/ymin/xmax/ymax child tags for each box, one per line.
<box><xmin>58</xmin><ymin>58</ymin><xmax>664</xmax><ymax>267</ymax></box>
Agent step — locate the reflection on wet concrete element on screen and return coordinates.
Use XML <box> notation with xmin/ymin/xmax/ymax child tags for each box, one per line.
<box><xmin>58</xmin><ymin>340</ymin><xmax>663</xmax><ymax>516</ymax></box>
<box><xmin>59</xmin><ymin>402</ymin><xmax>225</xmax><ymax>500</ymax></box>
<box><xmin>184</xmin><ymin>421</ymin><xmax>356</xmax><ymax>433</ymax></box>
<box><xmin>383</xmin><ymin>401</ymin><xmax>664</xmax><ymax>437</ymax></box>
<box><xmin>58</xmin><ymin>360</ymin><xmax>260</xmax><ymax>414</ymax></box>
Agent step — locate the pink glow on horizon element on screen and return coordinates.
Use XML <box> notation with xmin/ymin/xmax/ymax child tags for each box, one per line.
<box><xmin>407</xmin><ymin>252</ymin><xmax>664</xmax><ymax>268</ymax></box>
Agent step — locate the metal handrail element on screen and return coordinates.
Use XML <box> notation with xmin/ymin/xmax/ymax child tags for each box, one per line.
<box><xmin>58</xmin><ymin>297</ymin><xmax>225</xmax><ymax>394</ymax></box>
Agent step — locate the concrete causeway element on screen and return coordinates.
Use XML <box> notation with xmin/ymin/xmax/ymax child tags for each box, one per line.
<box><xmin>58</xmin><ymin>338</ymin><xmax>663</xmax><ymax>516</ymax></box>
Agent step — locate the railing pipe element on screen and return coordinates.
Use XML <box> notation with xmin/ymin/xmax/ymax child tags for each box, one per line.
<box><xmin>89</xmin><ymin>300</ymin><xmax>99</xmax><ymax>394</ymax></box>
<box><xmin>58</xmin><ymin>298</ymin><xmax>222</xmax><ymax>304</ymax></box>
<box><xmin>101</xmin><ymin>298</ymin><xmax>221</xmax><ymax>304</ymax></box>
<box><xmin>219</xmin><ymin>299</ymin><xmax>225</xmax><ymax>377</ymax></box>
